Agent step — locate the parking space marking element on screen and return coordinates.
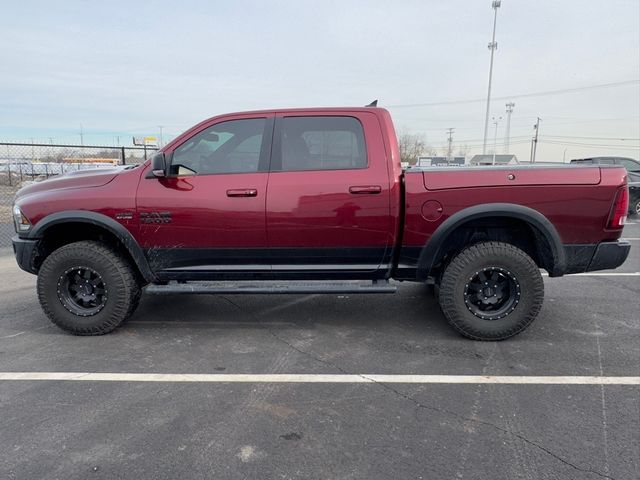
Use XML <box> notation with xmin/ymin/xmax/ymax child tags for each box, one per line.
<box><xmin>0</xmin><ymin>372</ymin><xmax>638</xmax><ymax>385</ymax></box>
<box><xmin>543</xmin><ymin>273</ymin><xmax>640</xmax><ymax>278</ymax></box>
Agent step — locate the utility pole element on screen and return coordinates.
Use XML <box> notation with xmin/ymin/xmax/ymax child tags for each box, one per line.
<box><xmin>446</xmin><ymin>128</ymin><xmax>455</xmax><ymax>162</ymax></box>
<box><xmin>158</xmin><ymin>125</ymin><xmax>164</xmax><ymax>147</ymax></box>
<box><xmin>504</xmin><ymin>102</ymin><xmax>515</xmax><ymax>153</ymax></box>
<box><xmin>492</xmin><ymin>116</ymin><xmax>502</xmax><ymax>165</ymax></box>
<box><xmin>530</xmin><ymin>117</ymin><xmax>541</xmax><ymax>163</ymax></box>
<box><xmin>79</xmin><ymin>124</ymin><xmax>84</xmax><ymax>146</ymax></box>
<box><xmin>482</xmin><ymin>0</ymin><xmax>502</xmax><ymax>155</ymax></box>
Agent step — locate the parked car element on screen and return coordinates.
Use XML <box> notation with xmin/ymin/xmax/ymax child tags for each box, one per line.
<box><xmin>12</xmin><ymin>107</ymin><xmax>630</xmax><ymax>340</ymax></box>
<box><xmin>571</xmin><ymin>157</ymin><xmax>640</xmax><ymax>215</ymax></box>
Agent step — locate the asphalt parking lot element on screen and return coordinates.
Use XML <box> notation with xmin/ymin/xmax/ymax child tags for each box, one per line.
<box><xmin>0</xmin><ymin>224</ymin><xmax>638</xmax><ymax>480</ymax></box>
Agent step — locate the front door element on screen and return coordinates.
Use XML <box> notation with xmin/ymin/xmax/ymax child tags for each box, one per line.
<box><xmin>265</xmin><ymin>112</ymin><xmax>392</xmax><ymax>277</ymax></box>
<box><xmin>135</xmin><ymin>115</ymin><xmax>273</xmax><ymax>277</ymax></box>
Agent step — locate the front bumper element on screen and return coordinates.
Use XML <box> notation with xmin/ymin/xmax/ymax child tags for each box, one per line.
<box><xmin>563</xmin><ymin>240</ymin><xmax>631</xmax><ymax>274</ymax></box>
<box><xmin>12</xmin><ymin>235</ymin><xmax>39</xmax><ymax>275</ymax></box>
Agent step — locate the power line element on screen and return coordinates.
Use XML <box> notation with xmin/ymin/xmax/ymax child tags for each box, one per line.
<box><xmin>541</xmin><ymin>134</ymin><xmax>640</xmax><ymax>141</ymax></box>
<box><xmin>386</xmin><ymin>79</ymin><xmax>639</xmax><ymax>109</ymax></box>
<box><xmin>541</xmin><ymin>139</ymin><xmax>640</xmax><ymax>149</ymax></box>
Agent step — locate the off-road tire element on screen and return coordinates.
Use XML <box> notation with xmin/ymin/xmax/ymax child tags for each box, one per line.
<box><xmin>438</xmin><ymin>241</ymin><xmax>544</xmax><ymax>340</ymax></box>
<box><xmin>37</xmin><ymin>241</ymin><xmax>141</xmax><ymax>335</ymax></box>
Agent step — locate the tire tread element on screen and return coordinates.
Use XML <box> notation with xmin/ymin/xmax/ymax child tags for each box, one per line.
<box><xmin>438</xmin><ymin>241</ymin><xmax>544</xmax><ymax>341</ymax></box>
<box><xmin>37</xmin><ymin>241</ymin><xmax>141</xmax><ymax>335</ymax></box>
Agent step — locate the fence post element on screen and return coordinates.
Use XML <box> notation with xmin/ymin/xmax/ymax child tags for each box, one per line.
<box><xmin>19</xmin><ymin>164</ymin><xmax>23</xmax><ymax>182</ymax></box>
<box><xmin>121</xmin><ymin>146</ymin><xmax>126</xmax><ymax>165</ymax></box>
<box><xmin>5</xmin><ymin>145</ymin><xmax>11</xmax><ymax>186</ymax></box>
<box><xmin>44</xmin><ymin>164</ymin><xmax>48</xmax><ymax>178</ymax></box>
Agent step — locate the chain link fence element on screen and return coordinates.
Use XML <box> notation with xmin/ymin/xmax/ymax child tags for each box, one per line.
<box><xmin>0</xmin><ymin>142</ymin><xmax>157</xmax><ymax>250</ymax></box>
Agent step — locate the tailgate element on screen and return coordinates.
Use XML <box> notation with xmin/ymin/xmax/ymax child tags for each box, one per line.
<box><xmin>422</xmin><ymin>166</ymin><xmax>601</xmax><ymax>191</ymax></box>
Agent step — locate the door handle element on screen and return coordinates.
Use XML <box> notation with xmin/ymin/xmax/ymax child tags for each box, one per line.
<box><xmin>226</xmin><ymin>189</ymin><xmax>258</xmax><ymax>197</ymax></box>
<box><xmin>349</xmin><ymin>185</ymin><xmax>382</xmax><ymax>194</ymax></box>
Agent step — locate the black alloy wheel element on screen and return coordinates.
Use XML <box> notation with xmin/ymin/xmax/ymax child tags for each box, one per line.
<box><xmin>463</xmin><ymin>267</ymin><xmax>520</xmax><ymax>320</ymax></box>
<box><xmin>57</xmin><ymin>266</ymin><xmax>108</xmax><ymax>316</ymax></box>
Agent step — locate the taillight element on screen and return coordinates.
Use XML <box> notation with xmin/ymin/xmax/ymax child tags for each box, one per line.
<box><xmin>607</xmin><ymin>186</ymin><xmax>628</xmax><ymax>229</ymax></box>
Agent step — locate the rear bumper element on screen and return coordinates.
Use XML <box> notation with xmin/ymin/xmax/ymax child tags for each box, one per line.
<box><xmin>563</xmin><ymin>241</ymin><xmax>630</xmax><ymax>274</ymax></box>
<box><xmin>12</xmin><ymin>236</ymin><xmax>39</xmax><ymax>275</ymax></box>
<box><xmin>586</xmin><ymin>241</ymin><xmax>631</xmax><ymax>272</ymax></box>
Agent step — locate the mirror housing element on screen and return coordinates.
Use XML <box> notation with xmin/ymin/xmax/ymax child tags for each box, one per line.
<box><xmin>151</xmin><ymin>152</ymin><xmax>166</xmax><ymax>177</ymax></box>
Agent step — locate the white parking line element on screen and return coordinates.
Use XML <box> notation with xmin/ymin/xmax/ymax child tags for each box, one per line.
<box><xmin>0</xmin><ymin>372</ymin><xmax>637</xmax><ymax>385</ymax></box>
<box><xmin>569</xmin><ymin>273</ymin><xmax>640</xmax><ymax>276</ymax></box>
<box><xmin>543</xmin><ymin>272</ymin><xmax>640</xmax><ymax>277</ymax></box>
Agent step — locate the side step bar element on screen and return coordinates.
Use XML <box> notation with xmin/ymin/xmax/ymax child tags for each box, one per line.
<box><xmin>145</xmin><ymin>279</ymin><xmax>397</xmax><ymax>295</ymax></box>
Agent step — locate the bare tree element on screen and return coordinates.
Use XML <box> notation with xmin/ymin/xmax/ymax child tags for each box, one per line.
<box><xmin>397</xmin><ymin>131</ymin><xmax>435</xmax><ymax>165</ymax></box>
<box><xmin>457</xmin><ymin>144</ymin><xmax>469</xmax><ymax>157</ymax></box>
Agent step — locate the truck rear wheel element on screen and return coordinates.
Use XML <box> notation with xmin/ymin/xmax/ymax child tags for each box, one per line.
<box><xmin>37</xmin><ymin>241</ymin><xmax>141</xmax><ymax>335</ymax></box>
<box><xmin>438</xmin><ymin>241</ymin><xmax>544</xmax><ymax>340</ymax></box>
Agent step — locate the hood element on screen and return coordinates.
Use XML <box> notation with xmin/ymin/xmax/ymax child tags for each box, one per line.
<box><xmin>14</xmin><ymin>166</ymin><xmax>128</xmax><ymax>200</ymax></box>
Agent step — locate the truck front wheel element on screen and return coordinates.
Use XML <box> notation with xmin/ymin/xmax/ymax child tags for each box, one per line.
<box><xmin>37</xmin><ymin>241</ymin><xmax>141</xmax><ymax>335</ymax></box>
<box><xmin>438</xmin><ymin>241</ymin><xmax>544</xmax><ymax>340</ymax></box>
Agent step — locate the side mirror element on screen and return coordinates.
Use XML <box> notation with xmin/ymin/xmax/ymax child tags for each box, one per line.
<box><xmin>151</xmin><ymin>153</ymin><xmax>166</xmax><ymax>177</ymax></box>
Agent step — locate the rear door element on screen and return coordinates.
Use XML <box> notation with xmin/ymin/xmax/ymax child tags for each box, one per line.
<box><xmin>265</xmin><ymin>112</ymin><xmax>392</xmax><ymax>277</ymax></box>
<box><xmin>136</xmin><ymin>114</ymin><xmax>273</xmax><ymax>276</ymax></box>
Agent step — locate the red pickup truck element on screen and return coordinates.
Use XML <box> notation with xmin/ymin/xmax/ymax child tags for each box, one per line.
<box><xmin>12</xmin><ymin>107</ymin><xmax>630</xmax><ymax>340</ymax></box>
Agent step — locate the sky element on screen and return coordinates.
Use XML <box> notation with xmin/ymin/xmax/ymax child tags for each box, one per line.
<box><xmin>0</xmin><ymin>0</ymin><xmax>639</xmax><ymax>162</ymax></box>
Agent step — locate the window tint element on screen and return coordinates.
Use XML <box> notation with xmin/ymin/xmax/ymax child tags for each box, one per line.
<box><xmin>279</xmin><ymin>116</ymin><xmax>366</xmax><ymax>171</ymax></box>
<box><xmin>171</xmin><ymin>118</ymin><xmax>266</xmax><ymax>175</ymax></box>
<box><xmin>598</xmin><ymin>158</ymin><xmax>615</xmax><ymax>165</ymax></box>
<box><xmin>617</xmin><ymin>158</ymin><xmax>640</xmax><ymax>172</ymax></box>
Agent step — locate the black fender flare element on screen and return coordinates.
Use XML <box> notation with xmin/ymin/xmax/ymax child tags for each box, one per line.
<box><xmin>27</xmin><ymin>210</ymin><xmax>156</xmax><ymax>282</ymax></box>
<box><xmin>416</xmin><ymin>203</ymin><xmax>566</xmax><ymax>279</ymax></box>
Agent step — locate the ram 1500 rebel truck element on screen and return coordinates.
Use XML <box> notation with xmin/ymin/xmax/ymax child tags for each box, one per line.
<box><xmin>12</xmin><ymin>107</ymin><xmax>631</xmax><ymax>340</ymax></box>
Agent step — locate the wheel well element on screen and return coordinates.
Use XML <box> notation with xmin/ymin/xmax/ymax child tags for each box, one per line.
<box><xmin>429</xmin><ymin>216</ymin><xmax>555</xmax><ymax>279</ymax></box>
<box><xmin>33</xmin><ymin>222</ymin><xmax>144</xmax><ymax>283</ymax></box>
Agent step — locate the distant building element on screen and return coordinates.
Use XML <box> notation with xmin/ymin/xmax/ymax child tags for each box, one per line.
<box><xmin>469</xmin><ymin>154</ymin><xmax>519</xmax><ymax>166</ymax></box>
<box><xmin>417</xmin><ymin>156</ymin><xmax>466</xmax><ymax>167</ymax></box>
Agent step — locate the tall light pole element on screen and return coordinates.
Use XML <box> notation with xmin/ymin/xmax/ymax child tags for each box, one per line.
<box><xmin>530</xmin><ymin>117</ymin><xmax>541</xmax><ymax>163</ymax></box>
<box><xmin>504</xmin><ymin>102</ymin><xmax>515</xmax><ymax>153</ymax></box>
<box><xmin>482</xmin><ymin>0</ymin><xmax>501</xmax><ymax>155</ymax></box>
<box><xmin>492</xmin><ymin>116</ymin><xmax>502</xmax><ymax>165</ymax></box>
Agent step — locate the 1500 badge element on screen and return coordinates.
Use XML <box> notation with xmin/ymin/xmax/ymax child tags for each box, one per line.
<box><xmin>140</xmin><ymin>212</ymin><xmax>172</xmax><ymax>224</ymax></box>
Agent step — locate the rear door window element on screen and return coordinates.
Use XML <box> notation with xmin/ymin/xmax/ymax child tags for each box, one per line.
<box><xmin>275</xmin><ymin>116</ymin><xmax>367</xmax><ymax>171</ymax></box>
